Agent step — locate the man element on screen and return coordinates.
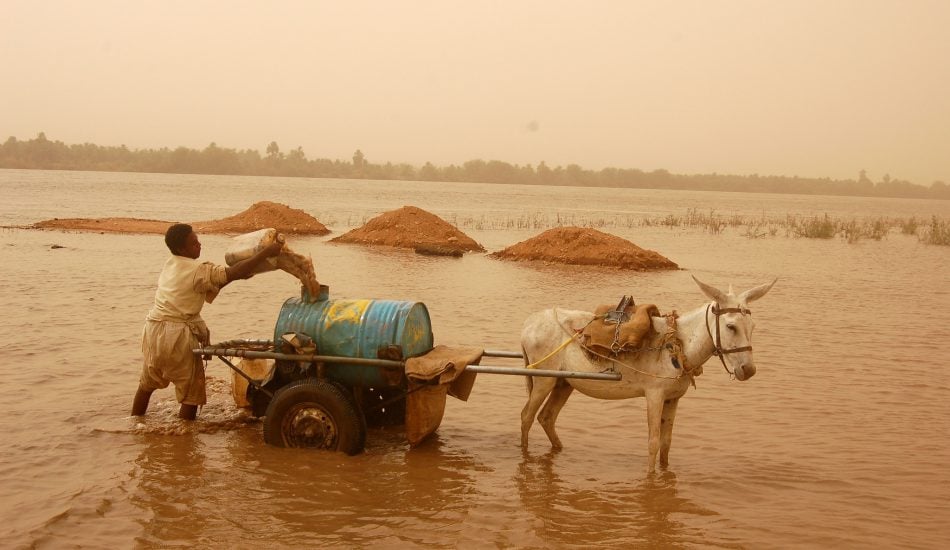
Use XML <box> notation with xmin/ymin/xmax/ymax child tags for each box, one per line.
<box><xmin>132</xmin><ymin>223</ymin><xmax>283</xmax><ymax>420</ymax></box>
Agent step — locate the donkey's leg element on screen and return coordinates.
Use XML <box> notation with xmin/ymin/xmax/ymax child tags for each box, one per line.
<box><xmin>521</xmin><ymin>376</ymin><xmax>557</xmax><ymax>447</ymax></box>
<box><xmin>537</xmin><ymin>380</ymin><xmax>574</xmax><ymax>449</ymax></box>
<box><xmin>659</xmin><ymin>397</ymin><xmax>680</xmax><ymax>468</ymax></box>
<box><xmin>645</xmin><ymin>392</ymin><xmax>666</xmax><ymax>473</ymax></box>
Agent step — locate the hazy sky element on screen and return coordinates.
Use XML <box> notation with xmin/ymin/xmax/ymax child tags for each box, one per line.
<box><xmin>3</xmin><ymin>0</ymin><xmax>948</xmax><ymax>185</ymax></box>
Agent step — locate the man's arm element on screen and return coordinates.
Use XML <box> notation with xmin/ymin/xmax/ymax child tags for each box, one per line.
<box><xmin>225</xmin><ymin>240</ymin><xmax>283</xmax><ymax>283</ymax></box>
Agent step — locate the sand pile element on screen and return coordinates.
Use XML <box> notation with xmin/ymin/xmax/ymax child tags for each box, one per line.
<box><xmin>490</xmin><ymin>226</ymin><xmax>679</xmax><ymax>270</ymax></box>
<box><xmin>30</xmin><ymin>201</ymin><xmax>329</xmax><ymax>236</ymax></box>
<box><xmin>32</xmin><ymin>217</ymin><xmax>171</xmax><ymax>234</ymax></box>
<box><xmin>194</xmin><ymin>201</ymin><xmax>329</xmax><ymax>235</ymax></box>
<box><xmin>331</xmin><ymin>206</ymin><xmax>485</xmax><ymax>254</ymax></box>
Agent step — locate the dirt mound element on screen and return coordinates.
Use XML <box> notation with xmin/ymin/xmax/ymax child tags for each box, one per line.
<box><xmin>32</xmin><ymin>217</ymin><xmax>172</xmax><ymax>234</ymax></box>
<box><xmin>193</xmin><ymin>201</ymin><xmax>329</xmax><ymax>235</ymax></box>
<box><xmin>30</xmin><ymin>201</ymin><xmax>329</xmax><ymax>236</ymax></box>
<box><xmin>331</xmin><ymin>206</ymin><xmax>485</xmax><ymax>253</ymax></box>
<box><xmin>490</xmin><ymin>226</ymin><xmax>679</xmax><ymax>270</ymax></box>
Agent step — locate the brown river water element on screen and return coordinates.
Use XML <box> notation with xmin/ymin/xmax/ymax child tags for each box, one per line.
<box><xmin>2</xmin><ymin>169</ymin><xmax>949</xmax><ymax>549</ymax></box>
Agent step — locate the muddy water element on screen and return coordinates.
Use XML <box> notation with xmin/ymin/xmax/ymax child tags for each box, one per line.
<box><xmin>1</xmin><ymin>169</ymin><xmax>949</xmax><ymax>549</ymax></box>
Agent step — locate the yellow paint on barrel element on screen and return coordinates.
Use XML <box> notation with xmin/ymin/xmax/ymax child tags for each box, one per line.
<box><xmin>325</xmin><ymin>299</ymin><xmax>371</xmax><ymax>325</ymax></box>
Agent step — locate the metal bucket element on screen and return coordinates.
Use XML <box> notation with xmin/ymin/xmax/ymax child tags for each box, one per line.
<box><xmin>274</xmin><ymin>291</ymin><xmax>433</xmax><ymax>388</ymax></box>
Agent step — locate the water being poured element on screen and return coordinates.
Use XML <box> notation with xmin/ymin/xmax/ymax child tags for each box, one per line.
<box><xmin>225</xmin><ymin>228</ymin><xmax>320</xmax><ymax>300</ymax></box>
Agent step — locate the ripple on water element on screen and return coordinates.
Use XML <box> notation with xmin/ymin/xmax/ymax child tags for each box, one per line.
<box><xmin>4</xmin><ymin>175</ymin><xmax>950</xmax><ymax>549</ymax></box>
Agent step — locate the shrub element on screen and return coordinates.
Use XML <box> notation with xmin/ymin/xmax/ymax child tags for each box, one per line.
<box><xmin>793</xmin><ymin>214</ymin><xmax>837</xmax><ymax>239</ymax></box>
<box><xmin>900</xmin><ymin>217</ymin><xmax>919</xmax><ymax>235</ymax></box>
<box><xmin>920</xmin><ymin>216</ymin><xmax>950</xmax><ymax>246</ymax></box>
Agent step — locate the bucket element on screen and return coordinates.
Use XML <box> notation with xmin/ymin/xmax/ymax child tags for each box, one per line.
<box><xmin>274</xmin><ymin>293</ymin><xmax>434</xmax><ymax>388</ymax></box>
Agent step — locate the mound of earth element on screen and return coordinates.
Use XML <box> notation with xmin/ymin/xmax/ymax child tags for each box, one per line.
<box><xmin>30</xmin><ymin>201</ymin><xmax>329</xmax><ymax>236</ymax></box>
<box><xmin>490</xmin><ymin>226</ymin><xmax>679</xmax><ymax>270</ymax></box>
<box><xmin>193</xmin><ymin>201</ymin><xmax>329</xmax><ymax>235</ymax></box>
<box><xmin>32</xmin><ymin>217</ymin><xmax>172</xmax><ymax>234</ymax></box>
<box><xmin>330</xmin><ymin>206</ymin><xmax>485</xmax><ymax>254</ymax></box>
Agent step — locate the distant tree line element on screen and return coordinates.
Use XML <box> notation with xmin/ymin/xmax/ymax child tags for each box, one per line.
<box><xmin>2</xmin><ymin>133</ymin><xmax>947</xmax><ymax>199</ymax></box>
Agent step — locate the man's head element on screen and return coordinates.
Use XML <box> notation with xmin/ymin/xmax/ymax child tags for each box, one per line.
<box><xmin>165</xmin><ymin>223</ymin><xmax>201</xmax><ymax>259</ymax></box>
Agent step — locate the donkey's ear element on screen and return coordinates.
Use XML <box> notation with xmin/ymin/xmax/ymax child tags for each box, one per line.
<box><xmin>738</xmin><ymin>278</ymin><xmax>777</xmax><ymax>304</ymax></box>
<box><xmin>692</xmin><ymin>275</ymin><xmax>728</xmax><ymax>303</ymax></box>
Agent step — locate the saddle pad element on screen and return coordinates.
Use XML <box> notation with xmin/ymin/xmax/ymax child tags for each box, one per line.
<box><xmin>583</xmin><ymin>303</ymin><xmax>660</xmax><ymax>353</ymax></box>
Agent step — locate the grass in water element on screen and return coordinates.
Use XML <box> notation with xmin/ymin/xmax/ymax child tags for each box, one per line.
<box><xmin>920</xmin><ymin>216</ymin><xmax>950</xmax><ymax>246</ymax></box>
<box><xmin>901</xmin><ymin>217</ymin><xmax>919</xmax><ymax>235</ymax></box>
<box><xmin>791</xmin><ymin>214</ymin><xmax>837</xmax><ymax>239</ymax></box>
<box><xmin>358</xmin><ymin>208</ymin><xmax>949</xmax><ymax>246</ymax></box>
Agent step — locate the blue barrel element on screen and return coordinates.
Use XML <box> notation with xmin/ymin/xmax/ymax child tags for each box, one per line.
<box><xmin>274</xmin><ymin>293</ymin><xmax>434</xmax><ymax>388</ymax></box>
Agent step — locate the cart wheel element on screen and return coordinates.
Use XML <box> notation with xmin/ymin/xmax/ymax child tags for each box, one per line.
<box><xmin>263</xmin><ymin>379</ymin><xmax>366</xmax><ymax>455</ymax></box>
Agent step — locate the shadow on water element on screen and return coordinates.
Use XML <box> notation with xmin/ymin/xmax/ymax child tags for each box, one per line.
<box><xmin>514</xmin><ymin>450</ymin><xmax>721</xmax><ymax>549</ymax></box>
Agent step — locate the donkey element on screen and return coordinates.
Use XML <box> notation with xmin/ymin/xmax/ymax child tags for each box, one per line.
<box><xmin>520</xmin><ymin>275</ymin><xmax>776</xmax><ymax>471</ymax></box>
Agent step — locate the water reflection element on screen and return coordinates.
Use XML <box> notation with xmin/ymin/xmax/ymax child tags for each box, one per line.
<box><xmin>515</xmin><ymin>451</ymin><xmax>715</xmax><ymax>548</ymax></box>
<box><xmin>132</xmin><ymin>433</ymin><xmax>208</xmax><ymax>547</ymax></box>
<box><xmin>203</xmin><ymin>430</ymin><xmax>482</xmax><ymax>547</ymax></box>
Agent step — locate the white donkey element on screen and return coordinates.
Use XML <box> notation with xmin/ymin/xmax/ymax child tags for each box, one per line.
<box><xmin>520</xmin><ymin>275</ymin><xmax>776</xmax><ymax>471</ymax></box>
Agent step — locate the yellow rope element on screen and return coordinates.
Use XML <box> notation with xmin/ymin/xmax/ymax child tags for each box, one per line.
<box><xmin>525</xmin><ymin>333</ymin><xmax>579</xmax><ymax>369</ymax></box>
<box><xmin>581</xmin><ymin>344</ymin><xmax>683</xmax><ymax>380</ymax></box>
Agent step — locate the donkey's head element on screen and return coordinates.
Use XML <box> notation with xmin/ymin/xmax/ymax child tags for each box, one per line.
<box><xmin>692</xmin><ymin>275</ymin><xmax>776</xmax><ymax>381</ymax></box>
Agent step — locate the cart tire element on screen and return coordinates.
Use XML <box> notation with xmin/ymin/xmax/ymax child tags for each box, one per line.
<box><xmin>263</xmin><ymin>379</ymin><xmax>366</xmax><ymax>455</ymax></box>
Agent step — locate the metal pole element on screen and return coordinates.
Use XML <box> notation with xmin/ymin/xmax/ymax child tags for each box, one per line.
<box><xmin>194</xmin><ymin>347</ymin><xmax>405</xmax><ymax>369</ymax></box>
<box><xmin>212</xmin><ymin>338</ymin><xmax>273</xmax><ymax>348</ymax></box>
<box><xmin>195</xmin><ymin>347</ymin><xmax>621</xmax><ymax>381</ymax></box>
<box><xmin>482</xmin><ymin>350</ymin><xmax>524</xmax><ymax>359</ymax></box>
<box><xmin>465</xmin><ymin>364</ymin><xmax>621</xmax><ymax>381</ymax></box>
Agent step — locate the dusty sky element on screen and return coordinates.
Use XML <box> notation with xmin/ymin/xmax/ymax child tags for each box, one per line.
<box><xmin>3</xmin><ymin>0</ymin><xmax>948</xmax><ymax>185</ymax></box>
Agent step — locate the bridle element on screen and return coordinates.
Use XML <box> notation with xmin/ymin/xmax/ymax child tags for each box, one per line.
<box><xmin>704</xmin><ymin>302</ymin><xmax>753</xmax><ymax>377</ymax></box>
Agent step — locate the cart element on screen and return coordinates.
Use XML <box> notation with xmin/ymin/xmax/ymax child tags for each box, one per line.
<box><xmin>194</xmin><ymin>287</ymin><xmax>621</xmax><ymax>454</ymax></box>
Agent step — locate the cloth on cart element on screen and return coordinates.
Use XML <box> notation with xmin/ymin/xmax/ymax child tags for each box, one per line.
<box><xmin>405</xmin><ymin>345</ymin><xmax>484</xmax><ymax>399</ymax></box>
<box><xmin>404</xmin><ymin>345</ymin><xmax>484</xmax><ymax>446</ymax></box>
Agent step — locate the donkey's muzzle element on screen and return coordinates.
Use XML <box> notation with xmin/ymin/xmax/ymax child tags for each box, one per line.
<box><xmin>734</xmin><ymin>363</ymin><xmax>756</xmax><ymax>381</ymax></box>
